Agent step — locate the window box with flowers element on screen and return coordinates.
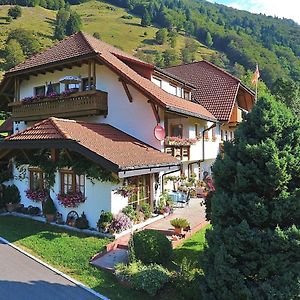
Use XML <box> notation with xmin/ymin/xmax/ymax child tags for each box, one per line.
<box><xmin>26</xmin><ymin>189</ymin><xmax>48</xmax><ymax>202</ymax></box>
<box><xmin>164</xmin><ymin>136</ymin><xmax>198</xmax><ymax>146</ymax></box>
<box><xmin>26</xmin><ymin>168</ymin><xmax>48</xmax><ymax>202</ymax></box>
<box><xmin>57</xmin><ymin>191</ymin><xmax>86</xmax><ymax>208</ymax></box>
<box><xmin>58</xmin><ymin>170</ymin><xmax>86</xmax><ymax>208</ymax></box>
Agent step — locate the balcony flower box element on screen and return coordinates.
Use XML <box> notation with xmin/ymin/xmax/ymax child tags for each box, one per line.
<box><xmin>164</xmin><ymin>136</ymin><xmax>197</xmax><ymax>146</ymax></box>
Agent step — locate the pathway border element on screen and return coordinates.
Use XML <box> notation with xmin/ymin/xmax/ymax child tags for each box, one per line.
<box><xmin>0</xmin><ymin>236</ymin><xmax>109</xmax><ymax>300</ymax></box>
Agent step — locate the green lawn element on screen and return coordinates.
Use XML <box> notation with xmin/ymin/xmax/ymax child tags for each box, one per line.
<box><xmin>0</xmin><ymin>215</ymin><xmax>209</xmax><ymax>299</ymax></box>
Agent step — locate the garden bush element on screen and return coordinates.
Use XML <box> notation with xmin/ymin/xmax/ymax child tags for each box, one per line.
<box><xmin>173</xmin><ymin>257</ymin><xmax>202</xmax><ymax>300</ymax></box>
<box><xmin>122</xmin><ymin>205</ymin><xmax>138</xmax><ymax>222</ymax></box>
<box><xmin>43</xmin><ymin>197</ymin><xmax>56</xmax><ymax>215</ymax></box>
<box><xmin>139</xmin><ymin>202</ymin><xmax>151</xmax><ymax>219</ymax></box>
<box><xmin>110</xmin><ymin>213</ymin><xmax>131</xmax><ymax>233</ymax></box>
<box><xmin>75</xmin><ymin>212</ymin><xmax>89</xmax><ymax>229</ymax></box>
<box><xmin>97</xmin><ymin>211</ymin><xmax>113</xmax><ymax>232</ymax></box>
<box><xmin>115</xmin><ymin>261</ymin><xmax>170</xmax><ymax>297</ymax></box>
<box><xmin>131</xmin><ymin>230</ymin><xmax>172</xmax><ymax>264</ymax></box>
<box><xmin>132</xmin><ymin>263</ymin><xmax>170</xmax><ymax>296</ymax></box>
<box><xmin>2</xmin><ymin>184</ymin><xmax>20</xmax><ymax>204</ymax></box>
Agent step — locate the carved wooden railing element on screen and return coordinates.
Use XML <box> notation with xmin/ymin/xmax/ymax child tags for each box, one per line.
<box><xmin>9</xmin><ymin>90</ymin><xmax>108</xmax><ymax>121</ymax></box>
<box><xmin>165</xmin><ymin>145</ymin><xmax>190</xmax><ymax>161</ymax></box>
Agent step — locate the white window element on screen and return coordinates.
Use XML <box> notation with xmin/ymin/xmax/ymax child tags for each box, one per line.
<box><xmin>152</xmin><ymin>77</ymin><xmax>162</xmax><ymax>88</ymax></box>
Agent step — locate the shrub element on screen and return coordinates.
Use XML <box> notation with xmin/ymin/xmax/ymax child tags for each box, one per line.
<box><xmin>173</xmin><ymin>257</ymin><xmax>203</xmax><ymax>300</ymax></box>
<box><xmin>139</xmin><ymin>202</ymin><xmax>151</xmax><ymax>219</ymax></box>
<box><xmin>131</xmin><ymin>230</ymin><xmax>172</xmax><ymax>264</ymax></box>
<box><xmin>122</xmin><ymin>205</ymin><xmax>138</xmax><ymax>222</ymax></box>
<box><xmin>27</xmin><ymin>206</ymin><xmax>41</xmax><ymax>215</ymax></box>
<box><xmin>97</xmin><ymin>211</ymin><xmax>113</xmax><ymax>232</ymax></box>
<box><xmin>43</xmin><ymin>197</ymin><xmax>56</xmax><ymax>215</ymax></box>
<box><xmin>2</xmin><ymin>184</ymin><xmax>20</xmax><ymax>204</ymax></box>
<box><xmin>110</xmin><ymin>213</ymin><xmax>132</xmax><ymax>233</ymax></box>
<box><xmin>8</xmin><ymin>5</ymin><xmax>22</xmax><ymax>19</ymax></box>
<box><xmin>170</xmin><ymin>218</ymin><xmax>190</xmax><ymax>229</ymax></box>
<box><xmin>132</xmin><ymin>264</ymin><xmax>170</xmax><ymax>296</ymax></box>
<box><xmin>115</xmin><ymin>261</ymin><xmax>170</xmax><ymax>296</ymax></box>
<box><xmin>75</xmin><ymin>212</ymin><xmax>89</xmax><ymax>229</ymax></box>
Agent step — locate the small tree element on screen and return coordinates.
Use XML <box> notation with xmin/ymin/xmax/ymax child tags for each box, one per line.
<box><xmin>163</xmin><ymin>49</ymin><xmax>179</xmax><ymax>67</ymax></box>
<box><xmin>205</xmin><ymin>31</ymin><xmax>213</xmax><ymax>47</ymax></box>
<box><xmin>155</xmin><ymin>28</ymin><xmax>168</xmax><ymax>45</ymax></box>
<box><xmin>8</xmin><ymin>6</ymin><xmax>22</xmax><ymax>19</ymax></box>
<box><xmin>141</xmin><ymin>8</ymin><xmax>151</xmax><ymax>27</ymax></box>
<box><xmin>5</xmin><ymin>39</ymin><xmax>25</xmax><ymax>69</ymax></box>
<box><xmin>202</xmin><ymin>96</ymin><xmax>300</xmax><ymax>299</ymax></box>
<box><xmin>66</xmin><ymin>11</ymin><xmax>82</xmax><ymax>36</ymax></box>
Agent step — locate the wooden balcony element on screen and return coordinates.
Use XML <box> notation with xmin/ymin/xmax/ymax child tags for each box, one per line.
<box><xmin>165</xmin><ymin>145</ymin><xmax>190</xmax><ymax>161</ymax></box>
<box><xmin>9</xmin><ymin>90</ymin><xmax>108</xmax><ymax>121</ymax></box>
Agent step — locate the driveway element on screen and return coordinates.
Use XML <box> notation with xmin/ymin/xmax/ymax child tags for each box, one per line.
<box><xmin>0</xmin><ymin>241</ymin><xmax>100</xmax><ymax>300</ymax></box>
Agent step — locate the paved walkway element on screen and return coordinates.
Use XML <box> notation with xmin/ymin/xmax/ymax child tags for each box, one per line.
<box><xmin>146</xmin><ymin>197</ymin><xmax>207</xmax><ymax>232</ymax></box>
<box><xmin>0</xmin><ymin>241</ymin><xmax>99</xmax><ymax>300</ymax></box>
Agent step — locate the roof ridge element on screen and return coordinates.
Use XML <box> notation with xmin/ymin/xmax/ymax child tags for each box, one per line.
<box><xmin>48</xmin><ymin>117</ymin><xmax>74</xmax><ymax>140</ymax></box>
<box><xmin>79</xmin><ymin>31</ymin><xmax>100</xmax><ymax>54</ymax></box>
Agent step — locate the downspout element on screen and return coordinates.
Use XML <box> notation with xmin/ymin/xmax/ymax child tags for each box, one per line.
<box><xmin>187</xmin><ymin>123</ymin><xmax>217</xmax><ymax>178</ymax></box>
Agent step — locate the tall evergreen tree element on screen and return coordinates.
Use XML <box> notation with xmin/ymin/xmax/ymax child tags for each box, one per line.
<box><xmin>205</xmin><ymin>31</ymin><xmax>213</xmax><ymax>47</ymax></box>
<box><xmin>141</xmin><ymin>8</ymin><xmax>151</xmax><ymax>27</ymax></box>
<box><xmin>5</xmin><ymin>39</ymin><xmax>25</xmax><ymax>68</ymax></box>
<box><xmin>66</xmin><ymin>11</ymin><xmax>82</xmax><ymax>36</ymax></box>
<box><xmin>202</xmin><ymin>96</ymin><xmax>300</xmax><ymax>299</ymax></box>
<box><xmin>54</xmin><ymin>8</ymin><xmax>70</xmax><ymax>40</ymax></box>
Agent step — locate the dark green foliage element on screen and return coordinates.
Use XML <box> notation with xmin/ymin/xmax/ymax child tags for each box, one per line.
<box><xmin>5</xmin><ymin>39</ymin><xmax>25</xmax><ymax>69</ymax></box>
<box><xmin>131</xmin><ymin>263</ymin><xmax>170</xmax><ymax>296</ymax></box>
<box><xmin>43</xmin><ymin>196</ymin><xmax>57</xmax><ymax>215</ymax></box>
<box><xmin>122</xmin><ymin>205</ymin><xmax>138</xmax><ymax>222</ymax></box>
<box><xmin>7</xmin><ymin>29</ymin><xmax>40</xmax><ymax>56</ymax></box>
<box><xmin>140</xmin><ymin>8</ymin><xmax>151</xmax><ymax>27</ymax></box>
<box><xmin>131</xmin><ymin>230</ymin><xmax>172</xmax><ymax>265</ymax></box>
<box><xmin>93</xmin><ymin>32</ymin><xmax>101</xmax><ymax>39</ymax></box>
<box><xmin>54</xmin><ymin>8</ymin><xmax>70</xmax><ymax>40</ymax></box>
<box><xmin>162</xmin><ymin>49</ymin><xmax>179</xmax><ymax>67</ymax></box>
<box><xmin>1</xmin><ymin>0</ymin><xmax>65</xmax><ymax>10</ymax></box>
<box><xmin>173</xmin><ymin>258</ymin><xmax>202</xmax><ymax>300</ymax></box>
<box><xmin>8</xmin><ymin>5</ymin><xmax>22</xmax><ymax>19</ymax></box>
<box><xmin>75</xmin><ymin>212</ymin><xmax>89</xmax><ymax>229</ymax></box>
<box><xmin>97</xmin><ymin>211</ymin><xmax>113</xmax><ymax>232</ymax></box>
<box><xmin>139</xmin><ymin>202</ymin><xmax>151</xmax><ymax>219</ymax></box>
<box><xmin>155</xmin><ymin>28</ymin><xmax>168</xmax><ymax>45</ymax></box>
<box><xmin>2</xmin><ymin>184</ymin><xmax>20</xmax><ymax>204</ymax></box>
<box><xmin>66</xmin><ymin>11</ymin><xmax>82</xmax><ymax>36</ymax></box>
<box><xmin>0</xmin><ymin>185</ymin><xmax>5</xmax><ymax>208</ymax></box>
<box><xmin>205</xmin><ymin>32</ymin><xmax>213</xmax><ymax>47</ymax></box>
<box><xmin>202</xmin><ymin>96</ymin><xmax>300</xmax><ymax>299</ymax></box>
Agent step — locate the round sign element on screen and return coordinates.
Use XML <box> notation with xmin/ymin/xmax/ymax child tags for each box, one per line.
<box><xmin>154</xmin><ymin>124</ymin><xmax>166</xmax><ymax>141</ymax></box>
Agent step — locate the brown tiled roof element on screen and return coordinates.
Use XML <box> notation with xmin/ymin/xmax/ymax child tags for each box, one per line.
<box><xmin>165</xmin><ymin>61</ymin><xmax>254</xmax><ymax>121</ymax></box>
<box><xmin>98</xmin><ymin>52</ymin><xmax>216</xmax><ymax>121</ymax></box>
<box><xmin>6</xmin><ymin>117</ymin><xmax>179</xmax><ymax>170</ymax></box>
<box><xmin>3</xmin><ymin>32</ymin><xmax>215</xmax><ymax>122</ymax></box>
<box><xmin>0</xmin><ymin>118</ymin><xmax>13</xmax><ymax>133</ymax></box>
<box><xmin>8</xmin><ymin>32</ymin><xmax>148</xmax><ymax>74</ymax></box>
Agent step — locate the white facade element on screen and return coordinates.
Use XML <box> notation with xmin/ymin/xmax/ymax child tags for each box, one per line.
<box><xmin>10</xmin><ymin>60</ymin><xmax>223</xmax><ymax>225</ymax></box>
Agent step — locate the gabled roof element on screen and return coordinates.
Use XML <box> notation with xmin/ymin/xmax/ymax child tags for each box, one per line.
<box><xmin>7</xmin><ymin>32</ymin><xmax>150</xmax><ymax>74</ymax></box>
<box><xmin>164</xmin><ymin>60</ymin><xmax>255</xmax><ymax>121</ymax></box>
<box><xmin>3</xmin><ymin>117</ymin><xmax>179</xmax><ymax>171</ymax></box>
<box><xmin>1</xmin><ymin>32</ymin><xmax>216</xmax><ymax>122</ymax></box>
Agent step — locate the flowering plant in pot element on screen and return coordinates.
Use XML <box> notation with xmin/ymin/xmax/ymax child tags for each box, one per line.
<box><xmin>57</xmin><ymin>191</ymin><xmax>86</xmax><ymax>208</ymax></box>
<box><xmin>43</xmin><ymin>196</ymin><xmax>57</xmax><ymax>222</ymax></box>
<box><xmin>170</xmin><ymin>218</ymin><xmax>190</xmax><ymax>235</ymax></box>
<box><xmin>109</xmin><ymin>213</ymin><xmax>132</xmax><ymax>234</ymax></box>
<box><xmin>25</xmin><ymin>189</ymin><xmax>48</xmax><ymax>202</ymax></box>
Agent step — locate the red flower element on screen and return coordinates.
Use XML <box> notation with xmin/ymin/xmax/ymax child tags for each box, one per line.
<box><xmin>57</xmin><ymin>191</ymin><xmax>86</xmax><ymax>208</ymax></box>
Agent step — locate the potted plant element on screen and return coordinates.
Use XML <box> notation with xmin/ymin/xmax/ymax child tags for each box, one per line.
<box><xmin>3</xmin><ymin>184</ymin><xmax>21</xmax><ymax>212</ymax></box>
<box><xmin>43</xmin><ymin>196</ymin><xmax>57</xmax><ymax>222</ymax></box>
<box><xmin>97</xmin><ymin>211</ymin><xmax>113</xmax><ymax>233</ymax></box>
<box><xmin>170</xmin><ymin>218</ymin><xmax>190</xmax><ymax>235</ymax></box>
<box><xmin>75</xmin><ymin>212</ymin><xmax>89</xmax><ymax>229</ymax></box>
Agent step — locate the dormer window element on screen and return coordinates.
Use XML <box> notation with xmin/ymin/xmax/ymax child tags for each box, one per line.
<box><xmin>152</xmin><ymin>77</ymin><xmax>162</xmax><ymax>88</ymax></box>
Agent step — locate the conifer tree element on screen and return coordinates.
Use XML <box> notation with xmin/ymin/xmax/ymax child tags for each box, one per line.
<box><xmin>202</xmin><ymin>96</ymin><xmax>300</xmax><ymax>299</ymax></box>
<box><xmin>5</xmin><ymin>39</ymin><xmax>25</xmax><ymax>68</ymax></box>
<box><xmin>66</xmin><ymin>11</ymin><xmax>82</xmax><ymax>36</ymax></box>
<box><xmin>205</xmin><ymin>31</ymin><xmax>213</xmax><ymax>47</ymax></box>
<box><xmin>141</xmin><ymin>8</ymin><xmax>151</xmax><ymax>27</ymax></box>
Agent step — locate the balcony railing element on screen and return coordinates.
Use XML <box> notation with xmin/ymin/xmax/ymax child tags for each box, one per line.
<box><xmin>165</xmin><ymin>145</ymin><xmax>190</xmax><ymax>161</ymax></box>
<box><xmin>9</xmin><ymin>90</ymin><xmax>108</xmax><ymax>121</ymax></box>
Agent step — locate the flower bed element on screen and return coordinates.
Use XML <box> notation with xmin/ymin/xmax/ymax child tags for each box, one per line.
<box><xmin>57</xmin><ymin>191</ymin><xmax>86</xmax><ymax>208</ymax></box>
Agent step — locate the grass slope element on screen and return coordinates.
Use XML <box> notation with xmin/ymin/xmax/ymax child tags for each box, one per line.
<box><xmin>0</xmin><ymin>215</ymin><xmax>209</xmax><ymax>299</ymax></box>
<box><xmin>0</xmin><ymin>1</ymin><xmax>216</xmax><ymax>70</ymax></box>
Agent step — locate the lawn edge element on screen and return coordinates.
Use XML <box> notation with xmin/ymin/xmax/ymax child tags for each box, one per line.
<box><xmin>0</xmin><ymin>236</ymin><xmax>110</xmax><ymax>300</ymax></box>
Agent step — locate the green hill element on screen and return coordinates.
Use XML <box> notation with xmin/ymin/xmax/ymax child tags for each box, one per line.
<box><xmin>0</xmin><ymin>1</ymin><xmax>217</xmax><ymax>78</ymax></box>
